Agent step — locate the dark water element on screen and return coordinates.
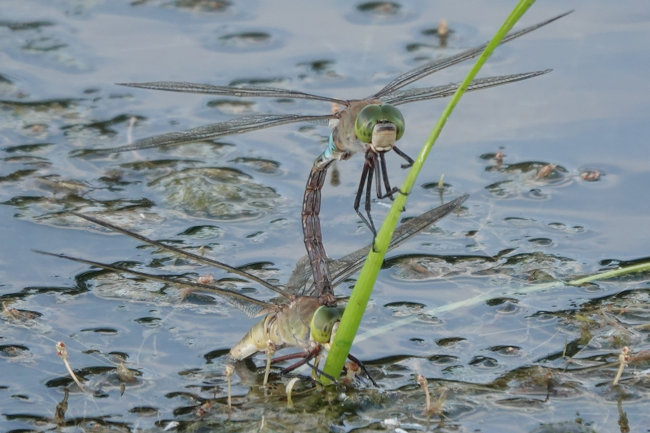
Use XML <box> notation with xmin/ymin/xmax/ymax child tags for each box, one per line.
<box><xmin>1</xmin><ymin>1</ymin><xmax>649</xmax><ymax>431</ymax></box>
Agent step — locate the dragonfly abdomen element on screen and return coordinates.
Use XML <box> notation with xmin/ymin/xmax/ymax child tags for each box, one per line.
<box><xmin>302</xmin><ymin>158</ymin><xmax>336</xmax><ymax>303</ymax></box>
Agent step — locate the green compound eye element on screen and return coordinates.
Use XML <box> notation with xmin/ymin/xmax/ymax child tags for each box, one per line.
<box><xmin>354</xmin><ymin>103</ymin><xmax>405</xmax><ymax>144</ymax></box>
<box><xmin>310</xmin><ymin>306</ymin><xmax>343</xmax><ymax>343</ymax></box>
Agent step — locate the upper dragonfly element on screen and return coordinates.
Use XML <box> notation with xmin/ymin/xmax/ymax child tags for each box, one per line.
<box><xmin>90</xmin><ymin>12</ymin><xmax>569</xmax><ymax>300</ymax></box>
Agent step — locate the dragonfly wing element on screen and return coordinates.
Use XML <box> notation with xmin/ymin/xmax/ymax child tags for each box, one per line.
<box><xmin>80</xmin><ymin>113</ymin><xmax>334</xmax><ymax>154</ymax></box>
<box><xmin>119</xmin><ymin>81</ymin><xmax>348</xmax><ymax>105</ymax></box>
<box><xmin>34</xmin><ymin>250</ymin><xmax>270</xmax><ymax>318</ymax></box>
<box><xmin>373</xmin><ymin>11</ymin><xmax>571</xmax><ymax>98</ymax></box>
<box><xmin>288</xmin><ymin>194</ymin><xmax>469</xmax><ymax>294</ymax></box>
<box><xmin>382</xmin><ymin>70</ymin><xmax>551</xmax><ymax>106</ymax></box>
<box><xmin>286</xmin><ymin>254</ymin><xmax>314</xmax><ymax>295</ymax></box>
<box><xmin>70</xmin><ymin>212</ymin><xmax>291</xmax><ymax>298</ymax></box>
<box><xmin>329</xmin><ymin>194</ymin><xmax>469</xmax><ymax>285</ymax></box>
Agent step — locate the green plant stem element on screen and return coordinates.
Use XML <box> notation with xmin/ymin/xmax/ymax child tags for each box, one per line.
<box><xmin>567</xmin><ymin>261</ymin><xmax>650</xmax><ymax>286</ymax></box>
<box><xmin>321</xmin><ymin>0</ymin><xmax>538</xmax><ymax>383</ymax></box>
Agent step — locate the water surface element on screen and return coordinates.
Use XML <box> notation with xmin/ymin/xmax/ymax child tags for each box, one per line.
<box><xmin>1</xmin><ymin>1</ymin><xmax>649</xmax><ymax>431</ymax></box>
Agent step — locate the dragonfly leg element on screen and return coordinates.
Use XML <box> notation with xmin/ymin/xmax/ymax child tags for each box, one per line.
<box><xmin>279</xmin><ymin>346</ymin><xmax>321</xmax><ymax>374</ymax></box>
<box><xmin>378</xmin><ymin>152</ymin><xmax>400</xmax><ymax>200</ymax></box>
<box><xmin>353</xmin><ymin>154</ymin><xmax>378</xmax><ymax>238</ymax></box>
<box><xmin>365</xmin><ymin>161</ymin><xmax>382</xmax><ymax>251</ymax></box>
<box><xmin>393</xmin><ymin>145</ymin><xmax>414</xmax><ymax>169</ymax></box>
<box><xmin>364</xmin><ymin>159</ymin><xmax>378</xmax><ymax>236</ymax></box>
<box><xmin>306</xmin><ymin>361</ymin><xmax>338</xmax><ymax>384</ymax></box>
<box><xmin>377</xmin><ymin>153</ymin><xmax>407</xmax><ymax>215</ymax></box>
<box><xmin>347</xmin><ymin>353</ymin><xmax>378</xmax><ymax>387</ymax></box>
<box><xmin>272</xmin><ymin>351</ymin><xmax>311</xmax><ymax>363</ymax></box>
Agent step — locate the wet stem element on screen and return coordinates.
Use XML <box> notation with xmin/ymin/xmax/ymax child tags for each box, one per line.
<box><xmin>55</xmin><ymin>341</ymin><xmax>86</xmax><ymax>392</ymax></box>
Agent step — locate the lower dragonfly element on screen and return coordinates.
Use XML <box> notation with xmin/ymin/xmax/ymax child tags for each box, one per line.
<box><xmin>86</xmin><ymin>12</ymin><xmax>568</xmax><ymax>299</ymax></box>
<box><xmin>36</xmin><ymin>195</ymin><xmax>467</xmax><ymax>383</ymax></box>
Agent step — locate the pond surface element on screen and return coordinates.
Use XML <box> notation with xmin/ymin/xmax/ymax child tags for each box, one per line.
<box><xmin>1</xmin><ymin>1</ymin><xmax>649</xmax><ymax>432</ymax></box>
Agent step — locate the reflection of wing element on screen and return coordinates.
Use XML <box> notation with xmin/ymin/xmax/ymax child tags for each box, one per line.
<box><xmin>287</xmin><ymin>194</ymin><xmax>468</xmax><ymax>294</ymax></box>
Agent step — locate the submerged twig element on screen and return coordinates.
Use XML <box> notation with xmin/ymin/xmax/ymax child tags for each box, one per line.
<box><xmin>54</xmin><ymin>388</ymin><xmax>69</xmax><ymax>425</ymax></box>
<box><xmin>613</xmin><ymin>346</ymin><xmax>631</xmax><ymax>385</ymax></box>
<box><xmin>417</xmin><ymin>374</ymin><xmax>447</xmax><ymax>416</ymax></box>
<box><xmin>225</xmin><ymin>364</ymin><xmax>234</xmax><ymax>414</ymax></box>
<box><xmin>264</xmin><ymin>340</ymin><xmax>276</xmax><ymax>387</ymax></box>
<box><xmin>3</xmin><ymin>301</ymin><xmax>21</xmax><ymax>320</ymax></box>
<box><xmin>417</xmin><ymin>375</ymin><xmax>431</xmax><ymax>412</ymax></box>
<box><xmin>55</xmin><ymin>342</ymin><xmax>86</xmax><ymax>392</ymax></box>
<box><xmin>195</xmin><ymin>400</ymin><xmax>212</xmax><ymax>417</ymax></box>
<box><xmin>285</xmin><ymin>377</ymin><xmax>300</xmax><ymax>408</ymax></box>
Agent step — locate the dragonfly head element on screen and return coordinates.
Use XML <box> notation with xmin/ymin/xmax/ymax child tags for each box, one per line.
<box><xmin>354</xmin><ymin>103</ymin><xmax>405</xmax><ymax>153</ymax></box>
<box><xmin>310</xmin><ymin>305</ymin><xmax>344</xmax><ymax>344</ymax></box>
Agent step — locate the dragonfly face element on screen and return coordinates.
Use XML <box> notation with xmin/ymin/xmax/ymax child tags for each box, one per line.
<box><xmin>354</xmin><ymin>103</ymin><xmax>405</xmax><ymax>153</ymax></box>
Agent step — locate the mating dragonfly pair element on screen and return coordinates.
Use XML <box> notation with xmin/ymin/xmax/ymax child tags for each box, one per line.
<box><xmin>45</xmin><ymin>12</ymin><xmax>569</xmax><ymax>381</ymax></box>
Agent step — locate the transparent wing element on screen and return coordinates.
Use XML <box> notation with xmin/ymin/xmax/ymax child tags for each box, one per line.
<box><xmin>119</xmin><ymin>81</ymin><xmax>347</xmax><ymax>105</ymax></box>
<box><xmin>70</xmin><ymin>212</ymin><xmax>291</xmax><ymax>298</ymax></box>
<box><xmin>287</xmin><ymin>194</ymin><xmax>469</xmax><ymax>294</ymax></box>
<box><xmin>34</xmin><ymin>250</ymin><xmax>270</xmax><ymax>318</ymax></box>
<box><xmin>78</xmin><ymin>113</ymin><xmax>335</xmax><ymax>155</ymax></box>
<box><xmin>373</xmin><ymin>11</ymin><xmax>572</xmax><ymax>98</ymax></box>
<box><xmin>382</xmin><ymin>70</ymin><xmax>551</xmax><ymax>106</ymax></box>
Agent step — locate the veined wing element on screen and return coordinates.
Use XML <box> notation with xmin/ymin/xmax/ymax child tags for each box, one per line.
<box><xmin>33</xmin><ymin>212</ymin><xmax>297</xmax><ymax>318</ymax></box>
<box><xmin>382</xmin><ymin>70</ymin><xmax>550</xmax><ymax>106</ymax></box>
<box><xmin>33</xmin><ymin>250</ymin><xmax>271</xmax><ymax>318</ymax></box>
<box><xmin>69</xmin><ymin>212</ymin><xmax>290</xmax><ymax>298</ymax></box>
<box><xmin>122</xmin><ymin>12</ymin><xmax>571</xmax><ymax>109</ymax></box>
<box><xmin>287</xmin><ymin>194</ymin><xmax>469</xmax><ymax>294</ymax></box>
<box><xmin>119</xmin><ymin>81</ymin><xmax>347</xmax><ymax>105</ymax></box>
<box><xmin>80</xmin><ymin>113</ymin><xmax>334</xmax><ymax>154</ymax></box>
<box><xmin>36</xmin><ymin>195</ymin><xmax>467</xmax><ymax>315</ymax></box>
<box><xmin>373</xmin><ymin>11</ymin><xmax>572</xmax><ymax>98</ymax></box>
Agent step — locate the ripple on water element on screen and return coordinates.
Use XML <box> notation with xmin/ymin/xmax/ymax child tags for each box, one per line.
<box><xmin>203</xmin><ymin>28</ymin><xmax>286</xmax><ymax>53</ymax></box>
<box><xmin>346</xmin><ymin>2</ymin><xmax>417</xmax><ymax>25</ymax></box>
<box><xmin>148</xmin><ymin>167</ymin><xmax>281</xmax><ymax>220</ymax></box>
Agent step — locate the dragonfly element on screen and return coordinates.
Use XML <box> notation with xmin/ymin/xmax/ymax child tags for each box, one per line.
<box><xmin>36</xmin><ymin>194</ymin><xmax>468</xmax><ymax>381</ymax></box>
<box><xmin>87</xmin><ymin>12</ymin><xmax>569</xmax><ymax>300</ymax></box>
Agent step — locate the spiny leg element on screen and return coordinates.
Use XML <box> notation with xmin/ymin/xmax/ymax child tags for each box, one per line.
<box><xmin>378</xmin><ymin>152</ymin><xmax>410</xmax><ymax>216</ymax></box>
<box><xmin>393</xmin><ymin>145</ymin><xmax>414</xmax><ymax>168</ymax></box>
<box><xmin>379</xmin><ymin>147</ymin><xmax>414</xmax><ymax>202</ymax></box>
<box><xmin>363</xmin><ymin>156</ymin><xmax>377</xmax><ymax>236</ymax></box>
<box><xmin>305</xmin><ymin>360</ymin><xmax>338</xmax><ymax>384</ymax></box>
<box><xmin>347</xmin><ymin>353</ymin><xmax>378</xmax><ymax>387</ymax></box>
<box><xmin>378</xmin><ymin>152</ymin><xmax>400</xmax><ymax>200</ymax></box>
<box><xmin>271</xmin><ymin>351</ymin><xmax>312</xmax><ymax>364</ymax></box>
<box><xmin>279</xmin><ymin>346</ymin><xmax>321</xmax><ymax>375</ymax></box>
<box><xmin>363</xmin><ymin>156</ymin><xmax>383</xmax><ymax>251</ymax></box>
<box><xmin>271</xmin><ymin>349</ymin><xmax>370</xmax><ymax>385</ymax></box>
<box><xmin>353</xmin><ymin>155</ymin><xmax>377</xmax><ymax>237</ymax></box>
